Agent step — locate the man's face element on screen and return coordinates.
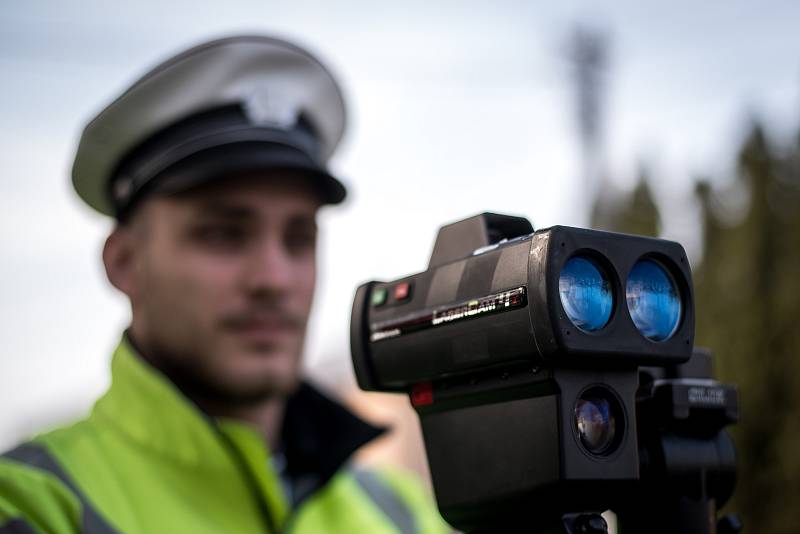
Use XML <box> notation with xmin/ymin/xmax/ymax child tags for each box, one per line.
<box><xmin>118</xmin><ymin>174</ymin><xmax>321</xmax><ymax>403</ymax></box>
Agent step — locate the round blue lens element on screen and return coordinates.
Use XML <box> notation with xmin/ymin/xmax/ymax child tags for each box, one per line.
<box><xmin>575</xmin><ymin>396</ymin><xmax>616</xmax><ymax>455</ymax></box>
<box><xmin>626</xmin><ymin>259</ymin><xmax>681</xmax><ymax>341</ymax></box>
<box><xmin>559</xmin><ymin>256</ymin><xmax>613</xmax><ymax>332</ymax></box>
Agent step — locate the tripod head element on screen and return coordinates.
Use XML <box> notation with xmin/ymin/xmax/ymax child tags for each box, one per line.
<box><xmin>620</xmin><ymin>349</ymin><xmax>739</xmax><ymax>534</ymax></box>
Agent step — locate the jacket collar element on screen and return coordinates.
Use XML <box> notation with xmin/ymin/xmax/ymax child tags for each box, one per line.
<box><xmin>281</xmin><ymin>382</ymin><xmax>385</xmax><ymax>503</ymax></box>
<box><xmin>92</xmin><ymin>335</ymin><xmax>385</xmax><ymax>484</ymax></box>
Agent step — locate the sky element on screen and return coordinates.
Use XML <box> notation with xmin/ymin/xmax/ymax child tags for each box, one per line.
<box><xmin>1</xmin><ymin>0</ymin><xmax>800</xmax><ymax>449</ymax></box>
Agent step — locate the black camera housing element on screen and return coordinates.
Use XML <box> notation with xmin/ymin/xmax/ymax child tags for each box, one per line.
<box><xmin>352</xmin><ymin>213</ymin><xmax>694</xmax><ymax>391</ymax></box>
<box><xmin>350</xmin><ymin>213</ymin><xmax>699</xmax><ymax>531</ymax></box>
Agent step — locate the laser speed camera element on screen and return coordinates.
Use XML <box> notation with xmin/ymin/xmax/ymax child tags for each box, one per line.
<box><xmin>350</xmin><ymin>213</ymin><xmax>738</xmax><ymax>533</ymax></box>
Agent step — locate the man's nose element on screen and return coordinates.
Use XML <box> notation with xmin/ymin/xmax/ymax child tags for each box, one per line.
<box><xmin>242</xmin><ymin>237</ymin><xmax>293</xmax><ymax>295</ymax></box>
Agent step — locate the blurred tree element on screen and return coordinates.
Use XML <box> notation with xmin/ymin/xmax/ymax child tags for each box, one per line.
<box><xmin>591</xmin><ymin>166</ymin><xmax>660</xmax><ymax>237</ymax></box>
<box><xmin>694</xmin><ymin>123</ymin><xmax>800</xmax><ymax>533</ymax></box>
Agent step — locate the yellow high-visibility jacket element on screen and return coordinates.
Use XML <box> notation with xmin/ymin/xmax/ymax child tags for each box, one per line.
<box><xmin>0</xmin><ymin>337</ymin><xmax>449</xmax><ymax>534</ymax></box>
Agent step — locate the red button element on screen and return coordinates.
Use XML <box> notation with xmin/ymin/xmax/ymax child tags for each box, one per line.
<box><xmin>411</xmin><ymin>382</ymin><xmax>434</xmax><ymax>406</ymax></box>
<box><xmin>394</xmin><ymin>282</ymin><xmax>411</xmax><ymax>301</ymax></box>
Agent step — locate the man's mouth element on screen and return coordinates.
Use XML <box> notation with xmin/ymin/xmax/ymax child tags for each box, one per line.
<box><xmin>222</xmin><ymin>313</ymin><xmax>303</xmax><ymax>345</ymax></box>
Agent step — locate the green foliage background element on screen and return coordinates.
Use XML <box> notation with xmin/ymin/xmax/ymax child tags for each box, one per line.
<box><xmin>591</xmin><ymin>123</ymin><xmax>800</xmax><ymax>532</ymax></box>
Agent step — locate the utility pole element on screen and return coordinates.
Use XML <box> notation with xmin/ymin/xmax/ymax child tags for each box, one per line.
<box><xmin>566</xmin><ymin>25</ymin><xmax>610</xmax><ymax>227</ymax></box>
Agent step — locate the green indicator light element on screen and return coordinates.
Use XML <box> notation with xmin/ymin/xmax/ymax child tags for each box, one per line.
<box><xmin>371</xmin><ymin>287</ymin><xmax>388</xmax><ymax>307</ymax></box>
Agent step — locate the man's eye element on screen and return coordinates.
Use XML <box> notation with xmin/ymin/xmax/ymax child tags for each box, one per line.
<box><xmin>286</xmin><ymin>229</ymin><xmax>317</xmax><ymax>253</ymax></box>
<box><xmin>193</xmin><ymin>226</ymin><xmax>246</xmax><ymax>246</ymax></box>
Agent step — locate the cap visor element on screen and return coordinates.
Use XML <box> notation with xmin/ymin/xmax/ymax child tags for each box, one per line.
<box><xmin>145</xmin><ymin>142</ymin><xmax>346</xmax><ymax>205</ymax></box>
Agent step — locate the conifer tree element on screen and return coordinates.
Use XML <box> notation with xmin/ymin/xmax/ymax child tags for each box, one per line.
<box><xmin>694</xmin><ymin>123</ymin><xmax>800</xmax><ymax>533</ymax></box>
<box><xmin>591</xmin><ymin>166</ymin><xmax>660</xmax><ymax>237</ymax></box>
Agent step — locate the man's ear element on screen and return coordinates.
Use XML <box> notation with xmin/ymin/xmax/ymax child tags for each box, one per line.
<box><xmin>103</xmin><ymin>226</ymin><xmax>137</xmax><ymax>298</ymax></box>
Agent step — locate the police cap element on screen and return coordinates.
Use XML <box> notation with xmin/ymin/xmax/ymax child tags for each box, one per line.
<box><xmin>71</xmin><ymin>35</ymin><xmax>347</xmax><ymax>219</ymax></box>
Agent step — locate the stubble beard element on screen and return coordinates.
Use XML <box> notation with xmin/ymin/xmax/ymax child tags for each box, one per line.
<box><xmin>131</xmin><ymin>326</ymin><xmax>304</xmax><ymax>410</ymax></box>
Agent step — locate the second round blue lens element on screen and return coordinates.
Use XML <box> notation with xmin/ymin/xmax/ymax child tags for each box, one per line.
<box><xmin>626</xmin><ymin>259</ymin><xmax>682</xmax><ymax>341</ymax></box>
<box><xmin>559</xmin><ymin>256</ymin><xmax>613</xmax><ymax>332</ymax></box>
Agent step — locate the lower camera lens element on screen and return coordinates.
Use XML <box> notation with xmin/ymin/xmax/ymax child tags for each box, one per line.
<box><xmin>574</xmin><ymin>387</ymin><xmax>621</xmax><ymax>456</ymax></box>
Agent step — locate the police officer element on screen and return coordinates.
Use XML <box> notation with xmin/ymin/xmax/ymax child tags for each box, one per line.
<box><xmin>0</xmin><ymin>35</ymin><xmax>448</xmax><ymax>534</ymax></box>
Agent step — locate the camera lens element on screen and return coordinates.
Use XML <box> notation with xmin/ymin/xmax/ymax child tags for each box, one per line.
<box><xmin>574</xmin><ymin>389</ymin><xmax>619</xmax><ymax>456</ymax></box>
<box><xmin>559</xmin><ymin>256</ymin><xmax>613</xmax><ymax>332</ymax></box>
<box><xmin>626</xmin><ymin>258</ymin><xmax>681</xmax><ymax>341</ymax></box>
